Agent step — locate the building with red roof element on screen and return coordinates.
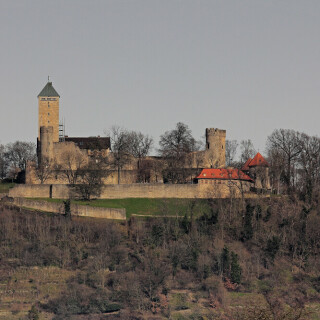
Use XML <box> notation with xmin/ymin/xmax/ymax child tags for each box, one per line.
<box><xmin>241</xmin><ymin>153</ymin><xmax>271</xmax><ymax>190</ymax></box>
<box><xmin>196</xmin><ymin>168</ymin><xmax>254</xmax><ymax>196</ymax></box>
<box><xmin>196</xmin><ymin>168</ymin><xmax>253</xmax><ymax>182</ymax></box>
<box><xmin>196</xmin><ymin>152</ymin><xmax>271</xmax><ymax>197</ymax></box>
<box><xmin>241</xmin><ymin>158</ymin><xmax>252</xmax><ymax>171</ymax></box>
<box><xmin>248</xmin><ymin>152</ymin><xmax>269</xmax><ymax>167</ymax></box>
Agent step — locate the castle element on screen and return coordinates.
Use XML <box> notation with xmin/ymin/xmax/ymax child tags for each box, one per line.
<box><xmin>22</xmin><ymin>80</ymin><xmax>270</xmax><ymax>198</ymax></box>
<box><xmin>28</xmin><ymin>81</ymin><xmax>229</xmax><ymax>184</ymax></box>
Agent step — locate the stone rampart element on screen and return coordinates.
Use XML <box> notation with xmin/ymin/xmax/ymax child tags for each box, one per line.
<box><xmin>9</xmin><ymin>183</ymin><xmax>237</xmax><ymax>199</ymax></box>
<box><xmin>99</xmin><ymin>184</ymin><xmax>205</xmax><ymax>198</ymax></box>
<box><xmin>11</xmin><ymin>197</ymin><xmax>126</xmax><ymax>220</ymax></box>
<box><xmin>9</xmin><ymin>184</ymin><xmax>53</xmax><ymax>198</ymax></box>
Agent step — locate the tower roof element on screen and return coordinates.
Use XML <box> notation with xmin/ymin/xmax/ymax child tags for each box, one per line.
<box><xmin>241</xmin><ymin>158</ymin><xmax>252</xmax><ymax>171</ymax></box>
<box><xmin>248</xmin><ymin>152</ymin><xmax>269</xmax><ymax>167</ymax></box>
<box><xmin>38</xmin><ymin>82</ymin><xmax>60</xmax><ymax>97</ymax></box>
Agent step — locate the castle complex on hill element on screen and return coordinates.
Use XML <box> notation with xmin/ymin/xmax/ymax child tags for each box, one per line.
<box><xmin>23</xmin><ymin>80</ymin><xmax>270</xmax><ymax>198</ymax></box>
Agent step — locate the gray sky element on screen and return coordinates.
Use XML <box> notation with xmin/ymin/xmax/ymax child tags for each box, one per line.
<box><xmin>0</xmin><ymin>0</ymin><xmax>319</xmax><ymax>154</ymax></box>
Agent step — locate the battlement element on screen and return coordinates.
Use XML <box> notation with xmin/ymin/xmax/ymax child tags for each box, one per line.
<box><xmin>205</xmin><ymin>128</ymin><xmax>226</xmax><ymax>136</ymax></box>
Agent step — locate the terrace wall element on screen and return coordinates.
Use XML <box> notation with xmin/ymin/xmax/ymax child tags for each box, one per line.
<box><xmin>11</xmin><ymin>197</ymin><xmax>126</xmax><ymax>220</ymax></box>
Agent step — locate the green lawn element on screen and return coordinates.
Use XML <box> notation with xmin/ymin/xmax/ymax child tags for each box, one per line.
<box><xmin>34</xmin><ymin>198</ymin><xmax>212</xmax><ymax>218</ymax></box>
<box><xmin>0</xmin><ymin>182</ymin><xmax>15</xmax><ymax>193</ymax></box>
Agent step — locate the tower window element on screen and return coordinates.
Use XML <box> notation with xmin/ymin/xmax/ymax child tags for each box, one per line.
<box><xmin>48</xmin><ymin>113</ymin><xmax>50</xmax><ymax>116</ymax></box>
<box><xmin>48</xmin><ymin>120</ymin><xmax>50</xmax><ymax>123</ymax></box>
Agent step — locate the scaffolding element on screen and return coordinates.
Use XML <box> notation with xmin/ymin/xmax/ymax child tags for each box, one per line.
<box><xmin>59</xmin><ymin>118</ymin><xmax>65</xmax><ymax>142</ymax></box>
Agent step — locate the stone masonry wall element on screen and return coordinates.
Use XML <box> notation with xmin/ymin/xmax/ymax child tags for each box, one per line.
<box><xmin>11</xmin><ymin>197</ymin><xmax>126</xmax><ymax>220</ymax></box>
<box><xmin>38</xmin><ymin>97</ymin><xmax>59</xmax><ymax>143</ymax></box>
<box><xmin>9</xmin><ymin>182</ymin><xmax>250</xmax><ymax>200</ymax></box>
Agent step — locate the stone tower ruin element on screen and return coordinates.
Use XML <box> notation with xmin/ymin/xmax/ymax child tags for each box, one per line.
<box><xmin>204</xmin><ymin>128</ymin><xmax>226</xmax><ymax>168</ymax></box>
<box><xmin>39</xmin><ymin>126</ymin><xmax>54</xmax><ymax>163</ymax></box>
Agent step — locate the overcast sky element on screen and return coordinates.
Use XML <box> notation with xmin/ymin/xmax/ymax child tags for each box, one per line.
<box><xmin>0</xmin><ymin>0</ymin><xmax>319</xmax><ymax>154</ymax></box>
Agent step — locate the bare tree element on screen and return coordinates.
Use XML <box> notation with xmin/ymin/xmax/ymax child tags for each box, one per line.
<box><xmin>158</xmin><ymin>122</ymin><xmax>200</xmax><ymax>183</ymax></box>
<box><xmin>266</xmin><ymin>129</ymin><xmax>301</xmax><ymax>192</ymax></box>
<box><xmin>159</xmin><ymin>122</ymin><xmax>198</xmax><ymax>158</ymax></box>
<box><xmin>240</xmin><ymin>139</ymin><xmax>256</xmax><ymax>164</ymax></box>
<box><xmin>108</xmin><ymin>126</ymin><xmax>132</xmax><ymax>184</ymax></box>
<box><xmin>267</xmin><ymin>147</ymin><xmax>285</xmax><ymax>194</ymax></box>
<box><xmin>34</xmin><ymin>156</ymin><xmax>53</xmax><ymax>184</ymax></box>
<box><xmin>296</xmin><ymin>133</ymin><xmax>320</xmax><ymax>202</ymax></box>
<box><xmin>0</xmin><ymin>144</ymin><xmax>8</xmax><ymax>180</ymax></box>
<box><xmin>127</xmin><ymin>131</ymin><xmax>153</xmax><ymax>161</ymax></box>
<box><xmin>226</xmin><ymin>140</ymin><xmax>238</xmax><ymax>166</ymax></box>
<box><xmin>72</xmin><ymin>160</ymin><xmax>109</xmax><ymax>200</ymax></box>
<box><xmin>60</xmin><ymin>148</ymin><xmax>86</xmax><ymax>184</ymax></box>
<box><xmin>226</xmin><ymin>168</ymin><xmax>250</xmax><ymax>212</ymax></box>
<box><xmin>5</xmin><ymin>141</ymin><xmax>36</xmax><ymax>171</ymax></box>
<box><xmin>127</xmin><ymin>131</ymin><xmax>153</xmax><ymax>182</ymax></box>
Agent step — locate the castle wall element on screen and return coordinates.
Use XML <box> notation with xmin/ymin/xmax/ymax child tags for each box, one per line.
<box><xmin>25</xmin><ymin>165</ymin><xmax>138</xmax><ymax>185</ymax></box>
<box><xmin>11</xmin><ymin>197</ymin><xmax>126</xmax><ymax>220</ymax></box>
<box><xmin>53</xmin><ymin>141</ymin><xmax>89</xmax><ymax>169</ymax></box>
<box><xmin>198</xmin><ymin>179</ymin><xmax>252</xmax><ymax>197</ymax></box>
<box><xmin>9</xmin><ymin>184</ymin><xmax>53</xmax><ymax>198</ymax></box>
<box><xmin>9</xmin><ymin>182</ymin><xmax>252</xmax><ymax>200</ymax></box>
<box><xmin>249</xmin><ymin>167</ymin><xmax>271</xmax><ymax>190</ymax></box>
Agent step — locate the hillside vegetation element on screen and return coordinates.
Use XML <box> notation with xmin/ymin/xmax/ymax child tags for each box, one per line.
<box><xmin>1</xmin><ymin>195</ymin><xmax>320</xmax><ymax>319</ymax></box>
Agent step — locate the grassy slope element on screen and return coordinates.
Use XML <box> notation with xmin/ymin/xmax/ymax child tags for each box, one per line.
<box><xmin>35</xmin><ymin>198</ymin><xmax>212</xmax><ymax>218</ymax></box>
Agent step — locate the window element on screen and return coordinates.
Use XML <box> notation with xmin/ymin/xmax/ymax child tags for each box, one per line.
<box><xmin>48</xmin><ymin>113</ymin><xmax>50</xmax><ymax>116</ymax></box>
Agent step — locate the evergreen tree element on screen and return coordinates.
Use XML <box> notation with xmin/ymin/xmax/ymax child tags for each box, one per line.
<box><xmin>230</xmin><ymin>252</ymin><xmax>242</xmax><ymax>284</ymax></box>
<box><xmin>220</xmin><ymin>246</ymin><xmax>230</xmax><ymax>276</ymax></box>
<box><xmin>241</xmin><ymin>204</ymin><xmax>254</xmax><ymax>241</ymax></box>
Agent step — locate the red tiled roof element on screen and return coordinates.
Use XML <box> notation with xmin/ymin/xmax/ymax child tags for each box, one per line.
<box><xmin>248</xmin><ymin>152</ymin><xmax>269</xmax><ymax>167</ymax></box>
<box><xmin>241</xmin><ymin>158</ymin><xmax>252</xmax><ymax>171</ymax></box>
<box><xmin>196</xmin><ymin>168</ymin><xmax>254</xmax><ymax>182</ymax></box>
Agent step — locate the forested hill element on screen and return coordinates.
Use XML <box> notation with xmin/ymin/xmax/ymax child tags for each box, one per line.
<box><xmin>0</xmin><ymin>196</ymin><xmax>319</xmax><ymax>319</ymax></box>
